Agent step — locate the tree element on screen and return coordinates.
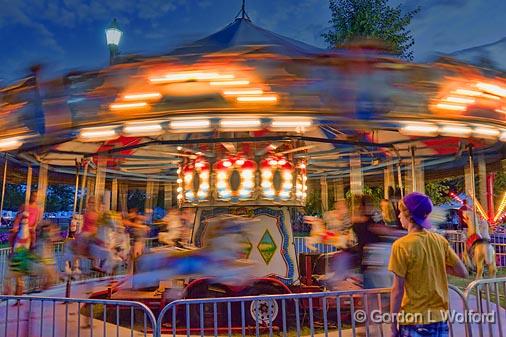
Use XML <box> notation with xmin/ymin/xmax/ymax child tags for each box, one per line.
<box><xmin>45</xmin><ymin>184</ymin><xmax>75</xmax><ymax>212</ymax></box>
<box><xmin>3</xmin><ymin>184</ymin><xmax>25</xmax><ymax>211</ymax></box>
<box><xmin>322</xmin><ymin>0</ymin><xmax>420</xmax><ymax>60</ymax></box>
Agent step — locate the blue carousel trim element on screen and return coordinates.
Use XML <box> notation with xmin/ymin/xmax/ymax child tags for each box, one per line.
<box><xmin>195</xmin><ymin>207</ymin><xmax>229</xmax><ymax>247</ymax></box>
<box><xmin>253</xmin><ymin>207</ymin><xmax>295</xmax><ymax>285</ymax></box>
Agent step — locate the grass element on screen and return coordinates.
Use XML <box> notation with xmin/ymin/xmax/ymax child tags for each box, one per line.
<box><xmin>448</xmin><ymin>268</ymin><xmax>506</xmax><ymax>308</ymax></box>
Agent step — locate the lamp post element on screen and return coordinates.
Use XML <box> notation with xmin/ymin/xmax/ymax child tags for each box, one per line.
<box><xmin>105</xmin><ymin>18</ymin><xmax>122</xmax><ymax>64</ymax></box>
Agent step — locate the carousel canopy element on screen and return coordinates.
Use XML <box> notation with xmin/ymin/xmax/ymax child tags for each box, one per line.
<box><xmin>0</xmin><ymin>7</ymin><xmax>505</xmax><ymax>188</ymax></box>
<box><xmin>170</xmin><ymin>10</ymin><xmax>322</xmax><ymax>57</ymax></box>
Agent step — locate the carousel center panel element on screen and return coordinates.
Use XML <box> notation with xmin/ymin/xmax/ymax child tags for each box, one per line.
<box><xmin>193</xmin><ymin>206</ymin><xmax>299</xmax><ymax>285</ymax></box>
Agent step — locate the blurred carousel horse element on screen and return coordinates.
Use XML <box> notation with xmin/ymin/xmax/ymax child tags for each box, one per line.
<box><xmin>63</xmin><ymin>211</ymin><xmax>130</xmax><ymax>277</ymax></box>
<box><xmin>3</xmin><ymin>212</ymin><xmax>38</xmax><ymax>295</ymax></box>
<box><xmin>31</xmin><ymin>221</ymin><xmax>61</xmax><ymax>290</ymax></box>
<box><xmin>132</xmin><ymin>215</ymin><xmax>256</xmax><ymax>290</ymax></box>
<box><xmin>304</xmin><ymin>216</ymin><xmax>356</xmax><ymax>251</ymax></box>
<box><xmin>462</xmin><ymin>211</ymin><xmax>496</xmax><ymax>279</ymax></box>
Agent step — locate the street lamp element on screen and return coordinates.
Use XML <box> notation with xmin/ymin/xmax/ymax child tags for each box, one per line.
<box><xmin>105</xmin><ymin>18</ymin><xmax>122</xmax><ymax>64</ymax></box>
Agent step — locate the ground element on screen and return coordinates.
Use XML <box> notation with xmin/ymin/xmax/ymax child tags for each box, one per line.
<box><xmin>449</xmin><ymin>268</ymin><xmax>506</xmax><ymax>308</ymax></box>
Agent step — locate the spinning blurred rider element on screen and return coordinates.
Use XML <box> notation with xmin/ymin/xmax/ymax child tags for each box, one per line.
<box><xmin>158</xmin><ymin>208</ymin><xmax>191</xmax><ymax>248</ymax></box>
<box><xmin>123</xmin><ymin>208</ymin><xmax>149</xmax><ymax>268</ymax></box>
<box><xmin>11</xmin><ymin>191</ymin><xmax>40</xmax><ymax>249</ymax></box>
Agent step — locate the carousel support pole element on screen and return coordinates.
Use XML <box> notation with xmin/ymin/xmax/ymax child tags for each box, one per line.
<box><xmin>384</xmin><ymin>163</ymin><xmax>395</xmax><ymax>199</ymax></box>
<box><xmin>78</xmin><ymin>162</ymin><xmax>89</xmax><ymax>214</ymax></box>
<box><xmin>0</xmin><ymin>158</ymin><xmax>7</xmax><ymax>217</ymax></box>
<box><xmin>119</xmin><ymin>182</ymin><xmax>128</xmax><ymax>214</ymax></box>
<box><xmin>25</xmin><ymin>166</ymin><xmax>33</xmax><ymax>206</ymax></box>
<box><xmin>478</xmin><ymin>156</ymin><xmax>487</xmax><ymax>213</ymax></box>
<box><xmin>94</xmin><ymin>159</ymin><xmax>106</xmax><ymax>206</ymax></box>
<box><xmin>333</xmin><ymin>178</ymin><xmax>344</xmax><ymax>201</ymax></box>
<box><xmin>350</xmin><ymin>155</ymin><xmax>363</xmax><ymax>197</ymax></box>
<box><xmin>111</xmin><ymin>178</ymin><xmax>118</xmax><ymax>211</ymax></box>
<box><xmin>410</xmin><ymin>147</ymin><xmax>417</xmax><ymax>193</ymax></box>
<box><xmin>468</xmin><ymin>145</ymin><xmax>479</xmax><ymax>228</ymax></box>
<box><xmin>486</xmin><ymin>173</ymin><xmax>495</xmax><ymax>222</ymax></box>
<box><xmin>72</xmin><ymin>162</ymin><xmax>80</xmax><ymax>214</ymax></box>
<box><xmin>320</xmin><ymin>176</ymin><xmax>329</xmax><ymax>213</ymax></box>
<box><xmin>396</xmin><ymin>160</ymin><xmax>404</xmax><ymax>199</ymax></box>
<box><xmin>36</xmin><ymin>163</ymin><xmax>48</xmax><ymax>215</ymax></box>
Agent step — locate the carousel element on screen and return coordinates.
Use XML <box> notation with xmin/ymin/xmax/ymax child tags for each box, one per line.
<box><xmin>0</xmin><ymin>3</ymin><xmax>505</xmax><ymax>328</ymax></box>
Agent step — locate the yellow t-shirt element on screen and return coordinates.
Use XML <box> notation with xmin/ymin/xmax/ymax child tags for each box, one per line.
<box><xmin>388</xmin><ymin>230</ymin><xmax>460</xmax><ymax>325</ymax></box>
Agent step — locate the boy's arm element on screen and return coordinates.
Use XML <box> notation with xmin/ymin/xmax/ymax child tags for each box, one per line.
<box><xmin>390</xmin><ymin>274</ymin><xmax>405</xmax><ymax>337</ymax></box>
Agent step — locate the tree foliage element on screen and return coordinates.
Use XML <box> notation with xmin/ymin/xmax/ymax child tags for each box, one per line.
<box><xmin>45</xmin><ymin>184</ymin><xmax>75</xmax><ymax>212</ymax></box>
<box><xmin>322</xmin><ymin>0</ymin><xmax>419</xmax><ymax>60</ymax></box>
<box><xmin>494</xmin><ymin>169</ymin><xmax>506</xmax><ymax>199</ymax></box>
<box><xmin>345</xmin><ymin>186</ymin><xmax>384</xmax><ymax>207</ymax></box>
<box><xmin>424</xmin><ymin>177</ymin><xmax>464</xmax><ymax>205</ymax></box>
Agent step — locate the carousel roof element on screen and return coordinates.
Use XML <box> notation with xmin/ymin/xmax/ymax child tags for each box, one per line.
<box><xmin>170</xmin><ymin>17</ymin><xmax>323</xmax><ymax>57</ymax></box>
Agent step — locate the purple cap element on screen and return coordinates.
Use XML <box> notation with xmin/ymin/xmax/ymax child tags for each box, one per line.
<box><xmin>402</xmin><ymin>192</ymin><xmax>433</xmax><ymax>229</ymax></box>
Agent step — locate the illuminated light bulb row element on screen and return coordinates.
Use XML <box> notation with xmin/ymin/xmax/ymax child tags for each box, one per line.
<box><xmin>180</xmin><ymin>159</ymin><xmax>210</xmax><ymax>203</ymax></box>
<box><xmin>493</xmin><ymin>192</ymin><xmax>506</xmax><ymax>223</ymax></box>
<box><xmin>280</xmin><ymin>169</ymin><xmax>293</xmax><ymax>200</ymax></box>
<box><xmin>495</xmin><ymin>211</ymin><xmax>506</xmax><ymax>224</ymax></box>
<box><xmin>216</xmin><ymin>157</ymin><xmax>257</xmax><ymax>201</ymax></box>
<box><xmin>449</xmin><ymin>192</ymin><xmax>464</xmax><ymax>204</ymax></box>
<box><xmin>0</xmin><ymin>136</ymin><xmax>24</xmax><ymax>151</ymax></box>
<box><xmin>260</xmin><ymin>157</ymin><xmax>294</xmax><ymax>201</ymax></box>
<box><xmin>295</xmin><ymin>162</ymin><xmax>308</xmax><ymax>200</ymax></box>
<box><xmin>176</xmin><ymin>168</ymin><xmax>183</xmax><ymax>204</ymax></box>
<box><xmin>434</xmin><ymin>82</ymin><xmax>505</xmax><ymax>113</ymax></box>
<box><xmin>77</xmin><ymin>117</ymin><xmax>314</xmax><ymax>142</ymax></box>
<box><xmin>399</xmin><ymin>121</ymin><xmax>505</xmax><ymax>140</ymax></box>
<box><xmin>472</xmin><ymin>196</ymin><xmax>489</xmax><ymax>222</ymax></box>
<box><xmin>239</xmin><ymin>169</ymin><xmax>255</xmax><ymax>199</ymax></box>
<box><xmin>150</xmin><ymin>71</ymin><xmax>235</xmax><ymax>84</ymax></box>
<box><xmin>197</xmin><ymin>170</ymin><xmax>210</xmax><ymax>201</ymax></box>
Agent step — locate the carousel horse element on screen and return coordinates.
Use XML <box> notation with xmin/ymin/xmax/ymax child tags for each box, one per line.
<box><xmin>31</xmin><ymin>221</ymin><xmax>61</xmax><ymax>290</ymax></box>
<box><xmin>132</xmin><ymin>214</ymin><xmax>256</xmax><ymax>290</ymax></box>
<box><xmin>157</xmin><ymin>209</ymin><xmax>191</xmax><ymax>248</ymax></box>
<box><xmin>4</xmin><ymin>213</ymin><xmax>38</xmax><ymax>295</ymax></box>
<box><xmin>63</xmin><ymin>211</ymin><xmax>130</xmax><ymax>277</ymax></box>
<box><xmin>304</xmin><ymin>215</ymin><xmax>356</xmax><ymax>251</ymax></box>
<box><xmin>462</xmin><ymin>210</ymin><xmax>496</xmax><ymax>279</ymax></box>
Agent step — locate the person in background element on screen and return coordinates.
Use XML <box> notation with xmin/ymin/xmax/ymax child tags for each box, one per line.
<box><xmin>78</xmin><ymin>198</ymin><xmax>101</xmax><ymax>270</ymax></box>
<box><xmin>81</xmin><ymin>198</ymin><xmax>99</xmax><ymax>236</ymax></box>
<box><xmin>123</xmin><ymin>208</ymin><xmax>149</xmax><ymax>268</ymax></box>
<box><xmin>457</xmin><ymin>199</ymin><xmax>471</xmax><ymax>230</ymax></box>
<box><xmin>11</xmin><ymin>191</ymin><xmax>40</xmax><ymax>249</ymax></box>
<box><xmin>351</xmin><ymin>195</ymin><xmax>380</xmax><ymax>272</ymax></box>
<box><xmin>389</xmin><ymin>192</ymin><xmax>468</xmax><ymax>337</ymax></box>
<box><xmin>324</xmin><ymin>200</ymin><xmax>352</xmax><ymax>233</ymax></box>
<box><xmin>380</xmin><ymin>198</ymin><xmax>399</xmax><ymax>228</ymax></box>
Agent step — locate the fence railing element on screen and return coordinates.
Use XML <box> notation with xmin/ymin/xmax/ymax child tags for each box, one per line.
<box><xmin>464</xmin><ymin>277</ymin><xmax>506</xmax><ymax>337</ymax></box>
<box><xmin>1</xmin><ymin>278</ymin><xmax>505</xmax><ymax>337</ymax></box>
<box><xmin>0</xmin><ymin>295</ymin><xmax>157</xmax><ymax>337</ymax></box>
<box><xmin>156</xmin><ymin>286</ymin><xmax>469</xmax><ymax>337</ymax></box>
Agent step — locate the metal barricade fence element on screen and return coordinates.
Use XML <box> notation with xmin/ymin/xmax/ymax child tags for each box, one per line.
<box><xmin>491</xmin><ymin>234</ymin><xmax>506</xmax><ymax>267</ymax></box>
<box><xmin>463</xmin><ymin>277</ymin><xmax>506</xmax><ymax>337</ymax></box>
<box><xmin>0</xmin><ymin>295</ymin><xmax>157</xmax><ymax>337</ymax></box>
<box><xmin>443</xmin><ymin>230</ymin><xmax>466</xmax><ymax>258</ymax></box>
<box><xmin>156</xmin><ymin>286</ymin><xmax>469</xmax><ymax>337</ymax></box>
<box><xmin>293</xmin><ymin>237</ymin><xmax>338</xmax><ymax>254</ymax></box>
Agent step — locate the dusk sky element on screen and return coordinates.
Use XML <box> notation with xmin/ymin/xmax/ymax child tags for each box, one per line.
<box><xmin>0</xmin><ymin>0</ymin><xmax>504</xmax><ymax>83</ymax></box>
